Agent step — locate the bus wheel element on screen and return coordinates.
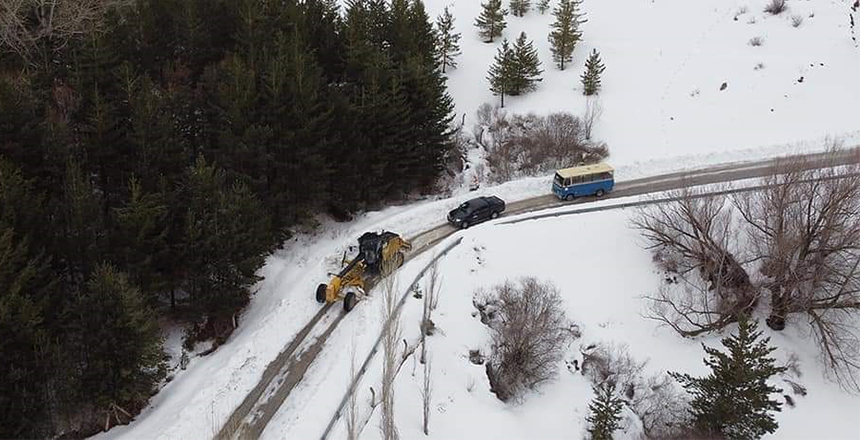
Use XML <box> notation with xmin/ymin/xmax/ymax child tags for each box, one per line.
<box><xmin>564</xmin><ymin>194</ymin><xmax>574</xmax><ymax>201</ymax></box>
<box><xmin>595</xmin><ymin>189</ymin><xmax>605</xmax><ymax>197</ymax></box>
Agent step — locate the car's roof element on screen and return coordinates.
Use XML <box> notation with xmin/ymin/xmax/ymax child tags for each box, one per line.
<box><xmin>556</xmin><ymin>162</ymin><xmax>614</xmax><ymax>179</ymax></box>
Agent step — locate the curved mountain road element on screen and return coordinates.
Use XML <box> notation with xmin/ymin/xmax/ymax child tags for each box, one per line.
<box><xmin>217</xmin><ymin>147</ymin><xmax>859</xmax><ymax>440</ymax></box>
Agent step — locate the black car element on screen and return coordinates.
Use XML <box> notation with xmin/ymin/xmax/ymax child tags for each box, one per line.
<box><xmin>447</xmin><ymin>196</ymin><xmax>506</xmax><ymax>229</ymax></box>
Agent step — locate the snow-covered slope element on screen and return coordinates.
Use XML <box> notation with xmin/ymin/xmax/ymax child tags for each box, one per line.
<box><xmin>435</xmin><ymin>0</ymin><xmax>859</xmax><ymax>165</ymax></box>
<box><xmin>93</xmin><ymin>1</ymin><xmax>860</xmax><ymax>439</ymax></box>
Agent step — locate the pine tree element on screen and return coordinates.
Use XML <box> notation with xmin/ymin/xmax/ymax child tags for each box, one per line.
<box><xmin>511</xmin><ymin>31</ymin><xmax>543</xmax><ymax>94</ymax></box>
<box><xmin>475</xmin><ymin>0</ymin><xmax>508</xmax><ymax>43</ymax></box>
<box><xmin>510</xmin><ymin>0</ymin><xmax>531</xmax><ymax>17</ymax></box>
<box><xmin>548</xmin><ymin>0</ymin><xmax>586</xmax><ymax>70</ymax></box>
<box><xmin>586</xmin><ymin>382</ymin><xmax>623</xmax><ymax>440</ymax></box>
<box><xmin>74</xmin><ymin>264</ymin><xmax>165</xmax><ymax>418</ymax></box>
<box><xmin>581</xmin><ymin>48</ymin><xmax>606</xmax><ymax>96</ymax></box>
<box><xmin>436</xmin><ymin>6</ymin><xmax>462</xmax><ymax>73</ymax></box>
<box><xmin>180</xmin><ymin>157</ymin><xmax>273</xmax><ymax>326</ymax></box>
<box><xmin>113</xmin><ymin>178</ymin><xmax>172</xmax><ymax>308</ymax></box>
<box><xmin>670</xmin><ymin>317</ymin><xmax>788</xmax><ymax>440</ymax></box>
<box><xmin>487</xmin><ymin>39</ymin><xmax>517</xmax><ymax>107</ymax></box>
<box><xmin>537</xmin><ymin>0</ymin><xmax>551</xmax><ymax>14</ymax></box>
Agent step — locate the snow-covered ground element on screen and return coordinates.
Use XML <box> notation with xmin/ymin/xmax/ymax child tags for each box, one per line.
<box><xmin>436</xmin><ymin>0</ymin><xmax>860</xmax><ymax>167</ymax></box>
<box><xmin>318</xmin><ymin>207</ymin><xmax>860</xmax><ymax>440</ymax></box>
<box><xmin>93</xmin><ymin>0</ymin><xmax>860</xmax><ymax>439</ymax></box>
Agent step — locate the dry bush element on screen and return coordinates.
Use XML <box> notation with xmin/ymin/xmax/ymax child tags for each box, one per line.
<box><xmin>764</xmin><ymin>0</ymin><xmax>787</xmax><ymax>15</ymax></box>
<box><xmin>581</xmin><ymin>343</ymin><xmax>647</xmax><ymax>396</ymax></box>
<box><xmin>580</xmin><ymin>343</ymin><xmax>692</xmax><ymax>439</ymax></box>
<box><xmin>633</xmin><ymin>187</ymin><xmax>756</xmax><ymax>336</ymax></box>
<box><xmin>480</xmin><ymin>278</ymin><xmax>573</xmax><ymax>402</ymax></box>
<box><xmin>631</xmin><ymin>373</ymin><xmax>694</xmax><ymax>439</ymax></box>
<box><xmin>748</xmin><ymin>36</ymin><xmax>764</xmax><ymax>46</ymax></box>
<box><xmin>790</xmin><ymin>14</ymin><xmax>803</xmax><ymax>27</ymax></box>
<box><xmin>483</xmin><ymin>111</ymin><xmax>609</xmax><ymax>183</ymax></box>
<box><xmin>734</xmin><ymin>157</ymin><xmax>860</xmax><ymax>390</ymax></box>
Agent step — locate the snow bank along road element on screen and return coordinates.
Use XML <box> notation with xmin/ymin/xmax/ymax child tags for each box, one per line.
<box><xmin>216</xmin><ymin>147</ymin><xmax>860</xmax><ymax>440</ymax></box>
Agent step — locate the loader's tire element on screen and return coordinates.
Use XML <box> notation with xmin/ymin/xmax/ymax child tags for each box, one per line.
<box><xmin>344</xmin><ymin>292</ymin><xmax>357</xmax><ymax>312</ymax></box>
<box><xmin>316</xmin><ymin>283</ymin><xmax>327</xmax><ymax>303</ymax></box>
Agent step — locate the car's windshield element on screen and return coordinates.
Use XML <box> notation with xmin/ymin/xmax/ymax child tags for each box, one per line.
<box><xmin>457</xmin><ymin>202</ymin><xmax>470</xmax><ymax>211</ymax></box>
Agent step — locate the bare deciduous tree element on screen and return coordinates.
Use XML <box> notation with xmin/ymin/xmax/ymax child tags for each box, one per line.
<box><xmin>633</xmin><ymin>186</ymin><xmax>755</xmax><ymax>336</ymax></box>
<box><xmin>734</xmin><ymin>158</ymin><xmax>860</xmax><ymax>390</ymax></box>
<box><xmin>380</xmin><ymin>265</ymin><xmax>400</xmax><ymax>440</ymax></box>
<box><xmin>421</xmin><ymin>258</ymin><xmax>442</xmax><ymax>364</ymax></box>
<box><xmin>481</xmin><ymin>277</ymin><xmax>573</xmax><ymax>402</ymax></box>
<box><xmin>583</xmin><ymin>97</ymin><xmax>603</xmax><ymax>141</ymax></box>
<box><xmin>421</xmin><ymin>356</ymin><xmax>432</xmax><ymax>435</ymax></box>
<box><xmin>0</xmin><ymin>0</ymin><xmax>128</xmax><ymax>67</ymax></box>
<box><xmin>347</xmin><ymin>343</ymin><xmax>359</xmax><ymax>440</ymax></box>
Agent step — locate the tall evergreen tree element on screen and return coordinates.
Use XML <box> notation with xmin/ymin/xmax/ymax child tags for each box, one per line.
<box><xmin>511</xmin><ymin>31</ymin><xmax>543</xmax><ymax>94</ymax></box>
<box><xmin>537</xmin><ymin>0</ymin><xmax>551</xmax><ymax>14</ymax></box>
<box><xmin>475</xmin><ymin>0</ymin><xmax>508</xmax><ymax>43</ymax></box>
<box><xmin>670</xmin><ymin>317</ymin><xmax>788</xmax><ymax>440</ymax></box>
<box><xmin>113</xmin><ymin>178</ymin><xmax>171</xmax><ymax>308</ymax></box>
<box><xmin>510</xmin><ymin>0</ymin><xmax>531</xmax><ymax>17</ymax></box>
<box><xmin>180</xmin><ymin>157</ymin><xmax>273</xmax><ymax>326</ymax></box>
<box><xmin>73</xmin><ymin>264</ymin><xmax>164</xmax><ymax>420</ymax></box>
<box><xmin>586</xmin><ymin>382</ymin><xmax>624</xmax><ymax>440</ymax></box>
<box><xmin>548</xmin><ymin>0</ymin><xmax>586</xmax><ymax>70</ymax></box>
<box><xmin>487</xmin><ymin>39</ymin><xmax>516</xmax><ymax>107</ymax></box>
<box><xmin>436</xmin><ymin>6</ymin><xmax>461</xmax><ymax>73</ymax></box>
<box><xmin>580</xmin><ymin>48</ymin><xmax>605</xmax><ymax>95</ymax></box>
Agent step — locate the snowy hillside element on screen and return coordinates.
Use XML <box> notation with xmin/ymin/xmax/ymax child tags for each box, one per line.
<box><xmin>431</xmin><ymin>0</ymin><xmax>859</xmax><ymax>166</ymax></box>
<box><xmin>91</xmin><ymin>1</ymin><xmax>860</xmax><ymax>439</ymax></box>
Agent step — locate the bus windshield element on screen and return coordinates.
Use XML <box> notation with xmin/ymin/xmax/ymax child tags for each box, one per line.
<box><xmin>554</xmin><ymin>173</ymin><xmax>564</xmax><ymax>186</ymax></box>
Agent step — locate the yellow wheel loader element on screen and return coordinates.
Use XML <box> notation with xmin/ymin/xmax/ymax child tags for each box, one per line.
<box><xmin>315</xmin><ymin>231</ymin><xmax>412</xmax><ymax>312</ymax></box>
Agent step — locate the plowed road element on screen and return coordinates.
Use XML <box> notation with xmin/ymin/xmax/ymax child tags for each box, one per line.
<box><xmin>215</xmin><ymin>148</ymin><xmax>859</xmax><ymax>440</ymax></box>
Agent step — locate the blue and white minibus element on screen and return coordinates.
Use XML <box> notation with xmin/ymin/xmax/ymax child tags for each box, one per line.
<box><xmin>552</xmin><ymin>163</ymin><xmax>615</xmax><ymax>201</ymax></box>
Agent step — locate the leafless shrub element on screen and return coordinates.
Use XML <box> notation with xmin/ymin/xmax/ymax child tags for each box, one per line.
<box><xmin>733</xmin><ymin>5</ymin><xmax>749</xmax><ymax>20</ymax></box>
<box><xmin>466</xmin><ymin>376</ymin><xmax>476</xmax><ymax>392</ymax></box>
<box><xmin>764</xmin><ymin>0</ymin><xmax>787</xmax><ymax>15</ymax></box>
<box><xmin>580</xmin><ymin>343</ymin><xmax>692</xmax><ymax>439</ymax></box>
<box><xmin>380</xmin><ymin>270</ymin><xmax>400</xmax><ymax>440</ymax></box>
<box><xmin>633</xmin><ymin>186</ymin><xmax>756</xmax><ymax>336</ymax></box>
<box><xmin>754</xmin><ymin>62</ymin><xmax>765</xmax><ymax>70</ymax></box>
<box><xmin>748</xmin><ymin>36</ymin><xmax>764</xmax><ymax>46</ymax></box>
<box><xmin>581</xmin><ymin>343</ymin><xmax>647</xmax><ymax>396</ymax></box>
<box><xmin>583</xmin><ymin>97</ymin><xmax>603</xmax><ymax>141</ymax></box>
<box><xmin>734</xmin><ymin>155</ymin><xmax>860</xmax><ymax>390</ymax></box>
<box><xmin>790</xmin><ymin>14</ymin><xmax>803</xmax><ymax>27</ymax></box>
<box><xmin>484</xmin><ymin>111</ymin><xmax>609</xmax><ymax>183</ymax></box>
<box><xmin>480</xmin><ymin>278</ymin><xmax>573</xmax><ymax>402</ymax></box>
<box><xmin>631</xmin><ymin>373</ymin><xmax>694</xmax><ymax>439</ymax></box>
<box><xmin>783</xmin><ymin>378</ymin><xmax>807</xmax><ymax>396</ymax></box>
